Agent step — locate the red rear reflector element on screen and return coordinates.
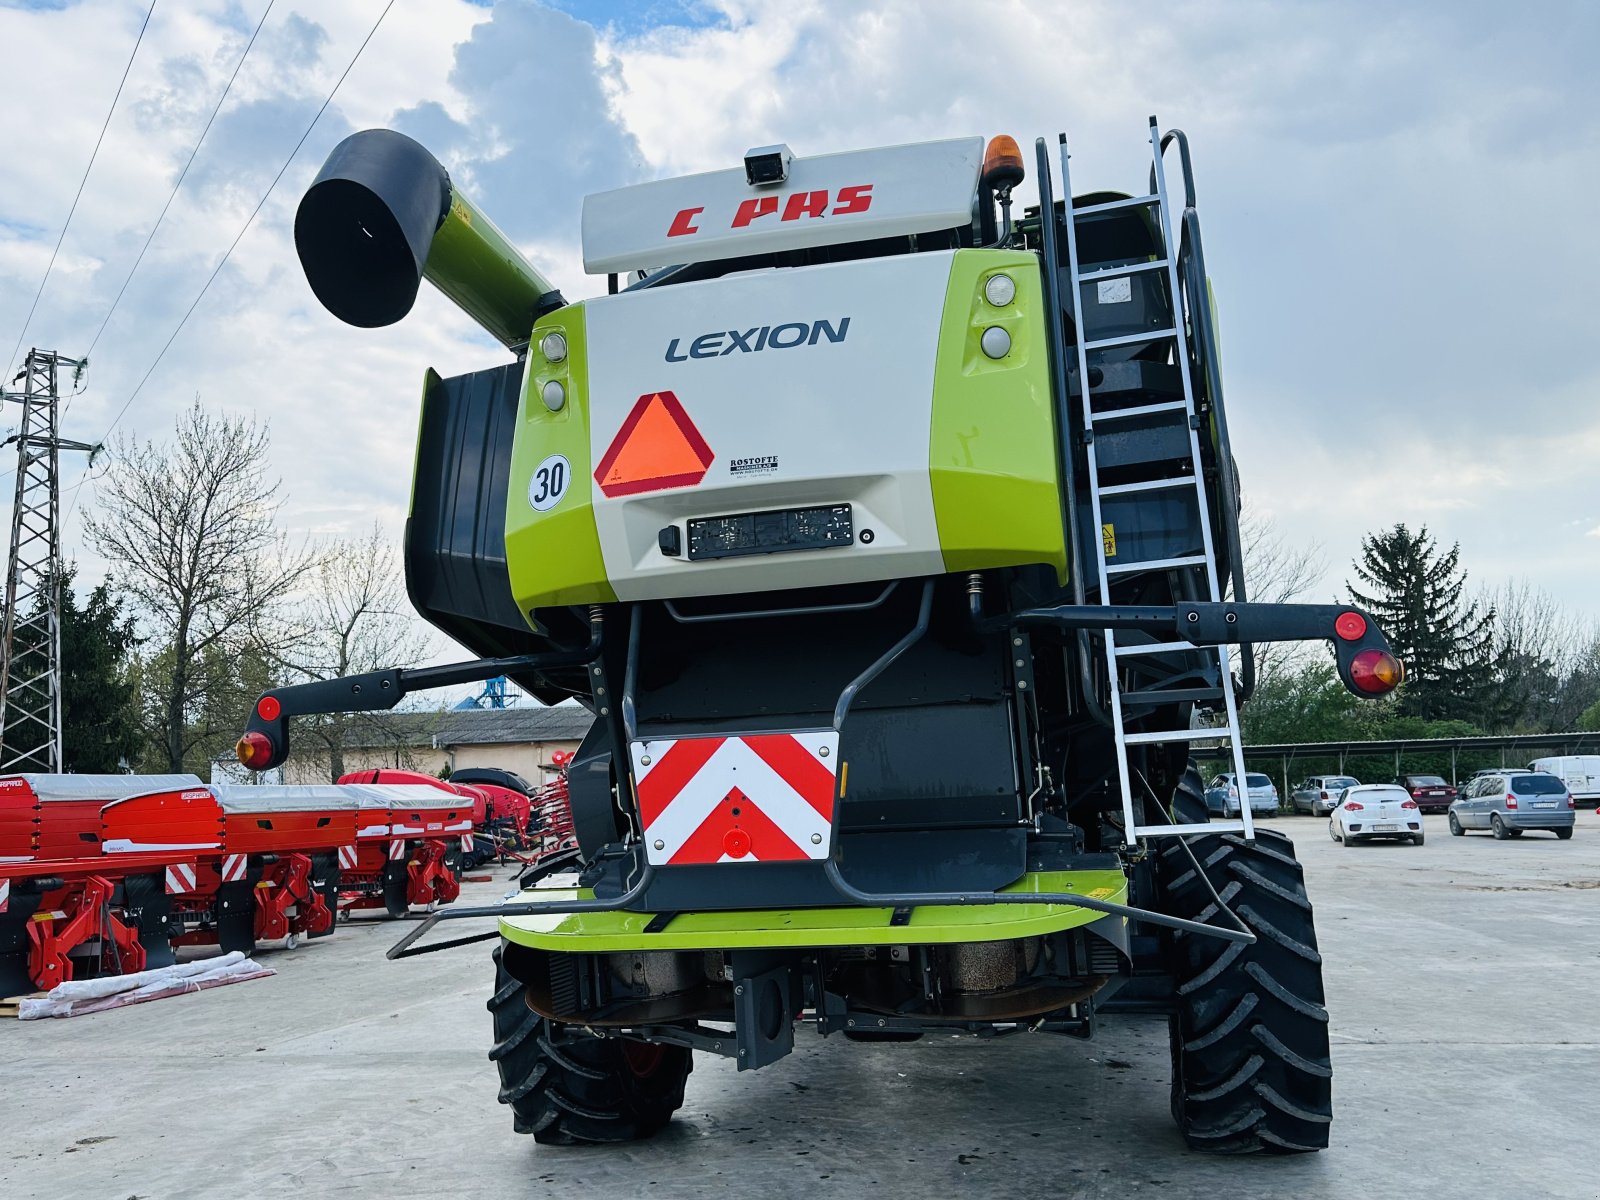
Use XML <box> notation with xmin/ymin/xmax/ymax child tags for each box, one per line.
<box><xmin>257</xmin><ymin>695</ymin><xmax>281</xmax><ymax>722</ymax></box>
<box><xmin>723</xmin><ymin>828</ymin><xmax>752</xmax><ymax>859</ymax></box>
<box><xmin>1349</xmin><ymin>648</ymin><xmax>1404</xmax><ymax>695</ymax></box>
<box><xmin>1335</xmin><ymin>611</ymin><xmax>1368</xmax><ymax>641</ymax></box>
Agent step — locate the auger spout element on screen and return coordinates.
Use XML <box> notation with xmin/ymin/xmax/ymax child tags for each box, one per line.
<box><xmin>294</xmin><ymin>128</ymin><xmax>560</xmax><ymax>348</ymax></box>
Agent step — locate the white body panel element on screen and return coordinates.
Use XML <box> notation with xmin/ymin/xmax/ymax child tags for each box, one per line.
<box><xmin>584</xmin><ymin>252</ymin><xmax>956</xmax><ymax>601</ymax></box>
<box><xmin>582</xmin><ymin>138</ymin><xmax>983</xmax><ymax>274</ymax></box>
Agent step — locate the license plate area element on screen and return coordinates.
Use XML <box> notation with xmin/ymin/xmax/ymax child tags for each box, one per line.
<box><xmin>688</xmin><ymin>504</ymin><xmax>852</xmax><ymax>560</ymax></box>
<box><xmin>1376</xmin><ymin>823</ymin><xmax>1399</xmax><ymax>832</ymax></box>
<box><xmin>632</xmin><ymin>731</ymin><xmax>840</xmax><ymax>866</ymax></box>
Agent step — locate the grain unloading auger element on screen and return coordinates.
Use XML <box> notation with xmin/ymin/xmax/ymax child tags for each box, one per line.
<box><xmin>240</xmin><ymin>120</ymin><xmax>1404</xmax><ymax>1152</ymax></box>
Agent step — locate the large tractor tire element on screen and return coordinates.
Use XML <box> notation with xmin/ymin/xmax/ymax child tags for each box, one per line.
<box><xmin>1159</xmin><ymin>826</ymin><xmax>1332</xmax><ymax>1154</ymax></box>
<box><xmin>488</xmin><ymin>943</ymin><xmax>692</xmax><ymax>1143</ymax></box>
<box><xmin>1169</xmin><ymin>762</ymin><xmax>1211</xmax><ymax>826</ymax></box>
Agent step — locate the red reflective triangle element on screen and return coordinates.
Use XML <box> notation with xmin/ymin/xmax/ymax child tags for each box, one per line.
<box><xmin>594</xmin><ymin>390</ymin><xmax>715</xmax><ymax>497</ymax></box>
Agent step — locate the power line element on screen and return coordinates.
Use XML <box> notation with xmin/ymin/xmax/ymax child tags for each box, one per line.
<box><xmin>2</xmin><ymin>0</ymin><xmax>158</xmax><ymax>385</ymax></box>
<box><xmin>82</xmin><ymin>0</ymin><xmax>277</xmax><ymax>366</ymax></box>
<box><xmin>64</xmin><ymin>0</ymin><xmax>398</xmax><ymax>524</ymax></box>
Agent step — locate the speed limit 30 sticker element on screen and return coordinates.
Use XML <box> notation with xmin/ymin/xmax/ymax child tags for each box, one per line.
<box><xmin>528</xmin><ymin>453</ymin><xmax>572</xmax><ymax>511</ymax></box>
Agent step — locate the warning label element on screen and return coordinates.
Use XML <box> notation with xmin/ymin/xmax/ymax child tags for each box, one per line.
<box><xmin>594</xmin><ymin>391</ymin><xmax>715</xmax><ymax>498</ymax></box>
<box><xmin>1101</xmin><ymin>523</ymin><xmax>1117</xmax><ymax>558</ymax></box>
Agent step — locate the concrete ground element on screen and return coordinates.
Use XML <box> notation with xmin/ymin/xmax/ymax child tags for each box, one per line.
<box><xmin>3</xmin><ymin>810</ymin><xmax>1597</xmax><ymax>1200</ymax></box>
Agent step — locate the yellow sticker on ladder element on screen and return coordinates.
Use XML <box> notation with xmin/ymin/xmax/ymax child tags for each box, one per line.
<box><xmin>1102</xmin><ymin>523</ymin><xmax>1117</xmax><ymax>557</ymax></box>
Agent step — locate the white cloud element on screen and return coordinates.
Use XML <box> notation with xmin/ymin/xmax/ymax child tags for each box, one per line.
<box><xmin>0</xmin><ymin>0</ymin><xmax>1596</xmax><ymax>656</ymax></box>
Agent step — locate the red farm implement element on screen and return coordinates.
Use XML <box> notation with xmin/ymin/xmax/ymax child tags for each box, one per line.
<box><xmin>335</xmin><ymin>779</ymin><xmax>474</xmax><ymax>918</ymax></box>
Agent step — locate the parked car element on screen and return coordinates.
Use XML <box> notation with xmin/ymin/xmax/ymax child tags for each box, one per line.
<box><xmin>1205</xmin><ymin>772</ymin><xmax>1279</xmax><ymax>817</ymax></box>
<box><xmin>1449</xmin><ymin>772</ymin><xmax>1575</xmax><ymax>840</ymax></box>
<box><xmin>1329</xmin><ymin>784</ymin><xmax>1424</xmax><ymax>846</ymax></box>
<box><xmin>1527</xmin><ymin>755</ymin><xmax>1600</xmax><ymax>804</ymax></box>
<box><xmin>1292</xmin><ymin>775</ymin><xmax>1360</xmax><ymax>816</ymax></box>
<box><xmin>1394</xmin><ymin>773</ymin><xmax>1458</xmax><ymax>814</ymax></box>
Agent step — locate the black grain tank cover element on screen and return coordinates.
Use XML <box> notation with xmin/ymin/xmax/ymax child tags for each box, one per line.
<box><xmin>405</xmin><ymin>363</ymin><xmax>568</xmax><ymax>699</ymax></box>
<box><xmin>295</xmin><ymin>129</ymin><xmax>450</xmax><ymax>329</ymax></box>
<box><xmin>449</xmin><ymin>766</ymin><xmax>535</xmax><ymax>795</ymax></box>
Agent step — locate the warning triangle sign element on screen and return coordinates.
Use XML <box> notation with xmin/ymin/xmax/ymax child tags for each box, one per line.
<box><xmin>594</xmin><ymin>390</ymin><xmax>715</xmax><ymax>498</ymax></box>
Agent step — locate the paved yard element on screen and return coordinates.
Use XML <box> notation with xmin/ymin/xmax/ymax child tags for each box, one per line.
<box><xmin>4</xmin><ymin>810</ymin><xmax>1596</xmax><ymax>1199</ymax></box>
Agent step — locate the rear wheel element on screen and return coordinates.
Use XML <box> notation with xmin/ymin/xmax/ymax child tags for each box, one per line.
<box><xmin>489</xmin><ymin>943</ymin><xmax>691</xmax><ymax>1143</ymax></box>
<box><xmin>1491</xmin><ymin>815</ymin><xmax>1509</xmax><ymax>840</ymax></box>
<box><xmin>1448</xmin><ymin>813</ymin><xmax>1464</xmax><ymax>836</ymax></box>
<box><xmin>1412</xmin><ymin>833</ymin><xmax>1425</xmax><ymax>846</ymax></box>
<box><xmin>1160</xmin><ymin>827</ymin><xmax>1332</xmax><ymax>1153</ymax></box>
<box><xmin>1556</xmin><ymin>827</ymin><xmax>1573</xmax><ymax>841</ymax></box>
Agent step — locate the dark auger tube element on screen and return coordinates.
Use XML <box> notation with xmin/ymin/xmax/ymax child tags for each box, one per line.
<box><xmin>294</xmin><ymin>128</ymin><xmax>561</xmax><ymax>348</ymax></box>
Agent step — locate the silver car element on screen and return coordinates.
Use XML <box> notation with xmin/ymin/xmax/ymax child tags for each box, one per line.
<box><xmin>1205</xmin><ymin>772</ymin><xmax>1279</xmax><ymax>817</ymax></box>
<box><xmin>1448</xmin><ymin>771</ymin><xmax>1575</xmax><ymax>840</ymax></box>
<box><xmin>1292</xmin><ymin>775</ymin><xmax>1360</xmax><ymax>816</ymax></box>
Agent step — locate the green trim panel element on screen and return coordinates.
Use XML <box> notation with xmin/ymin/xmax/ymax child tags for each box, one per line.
<box><xmin>499</xmin><ymin>869</ymin><xmax>1128</xmax><ymax>952</ymax></box>
<box><xmin>505</xmin><ymin>305</ymin><xmax>617</xmax><ymax>611</ymax></box>
<box><xmin>930</xmin><ymin>249</ymin><xmax>1067</xmax><ymax>583</ymax></box>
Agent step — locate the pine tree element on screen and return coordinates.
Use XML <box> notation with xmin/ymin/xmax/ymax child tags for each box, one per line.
<box><xmin>1347</xmin><ymin>524</ymin><xmax>1497</xmax><ymax>722</ymax></box>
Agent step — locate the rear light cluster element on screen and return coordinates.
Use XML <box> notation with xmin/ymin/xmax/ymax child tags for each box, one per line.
<box><xmin>1349</xmin><ymin>647</ymin><xmax>1405</xmax><ymax>695</ymax></box>
<box><xmin>1505</xmin><ymin>794</ymin><xmax>1517</xmax><ymax>809</ymax></box>
<box><xmin>1345</xmin><ymin>801</ymin><xmax>1364</xmax><ymax>811</ymax></box>
<box><xmin>1401</xmin><ymin>800</ymin><xmax>1418</xmax><ymax>810</ymax></box>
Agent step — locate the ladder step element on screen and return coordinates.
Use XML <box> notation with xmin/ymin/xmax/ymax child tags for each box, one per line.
<box><xmin>1113</xmin><ymin>640</ymin><xmax>1200</xmax><ymax>657</ymax></box>
<box><xmin>1087</xmin><ymin>400</ymin><xmax>1189</xmax><ymax>424</ymax></box>
<box><xmin>1077</xmin><ymin>258</ymin><xmax>1169</xmax><ymax>281</ymax></box>
<box><xmin>1084</xmin><ymin>328</ymin><xmax>1177</xmax><ymax>351</ymax></box>
<box><xmin>1121</xmin><ymin>686</ymin><xmax>1224</xmax><ymax>706</ymax></box>
<box><xmin>1075</xmin><ymin>193</ymin><xmax>1161</xmax><ymax>216</ymax></box>
<box><xmin>1105</xmin><ymin>554</ymin><xmax>1209</xmax><ymax>575</ymax></box>
<box><xmin>1123</xmin><ymin>727</ymin><xmax>1233</xmax><ymax>746</ymax></box>
<box><xmin>1134</xmin><ymin>820</ymin><xmax>1245</xmax><ymax>838</ymax></box>
<box><xmin>1096</xmin><ymin>476</ymin><xmax>1198</xmax><ymax>497</ymax></box>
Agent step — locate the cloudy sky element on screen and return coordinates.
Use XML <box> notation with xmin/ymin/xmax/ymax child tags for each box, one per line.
<box><xmin>1</xmin><ymin>0</ymin><xmax>1596</xmax><ymax>668</ymax></box>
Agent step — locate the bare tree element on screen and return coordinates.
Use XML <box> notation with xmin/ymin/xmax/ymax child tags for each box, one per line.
<box><xmin>1483</xmin><ymin>579</ymin><xmax>1597</xmax><ymax>731</ymax></box>
<box><xmin>1235</xmin><ymin>499</ymin><xmax>1327</xmax><ymax>686</ymax></box>
<box><xmin>271</xmin><ymin>523</ymin><xmax>434</xmax><ymax>780</ymax></box>
<box><xmin>85</xmin><ymin>401</ymin><xmax>313</xmax><ymax>771</ymax></box>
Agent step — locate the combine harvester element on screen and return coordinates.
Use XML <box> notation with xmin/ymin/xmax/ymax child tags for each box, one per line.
<box><xmin>238</xmin><ymin>117</ymin><xmax>1406</xmax><ymax>1153</ymax></box>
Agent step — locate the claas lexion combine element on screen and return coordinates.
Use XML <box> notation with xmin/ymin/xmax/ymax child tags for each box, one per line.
<box><xmin>236</xmin><ymin>118</ymin><xmax>1404</xmax><ymax>1152</ymax></box>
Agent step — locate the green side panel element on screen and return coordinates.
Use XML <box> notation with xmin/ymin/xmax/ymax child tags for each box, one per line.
<box><xmin>504</xmin><ymin>303</ymin><xmax>617</xmax><ymax>610</ymax></box>
<box><xmin>408</xmin><ymin>367</ymin><xmax>443</xmax><ymax>517</ymax></box>
<box><xmin>929</xmin><ymin>249</ymin><xmax>1067</xmax><ymax>583</ymax></box>
<box><xmin>499</xmin><ymin>869</ymin><xmax>1128</xmax><ymax>952</ymax></box>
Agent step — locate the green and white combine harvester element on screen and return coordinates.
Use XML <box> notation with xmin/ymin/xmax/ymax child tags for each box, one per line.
<box><xmin>238</xmin><ymin>119</ymin><xmax>1405</xmax><ymax>1152</ymax></box>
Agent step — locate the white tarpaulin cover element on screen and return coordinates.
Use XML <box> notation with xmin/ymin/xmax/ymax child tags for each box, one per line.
<box><xmin>18</xmin><ymin>951</ymin><xmax>274</xmax><ymax>1019</ymax></box>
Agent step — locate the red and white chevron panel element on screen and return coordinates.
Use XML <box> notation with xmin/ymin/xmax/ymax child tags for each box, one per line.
<box><xmin>632</xmin><ymin>731</ymin><xmax>839</xmax><ymax>866</ymax></box>
<box><xmin>220</xmin><ymin>853</ymin><xmax>248</xmax><ymax>883</ymax></box>
<box><xmin>388</xmin><ymin>839</ymin><xmax>406</xmax><ymax>861</ymax></box>
<box><xmin>461</xmin><ymin>832</ymin><xmax>474</xmax><ymax>853</ymax></box>
<box><xmin>0</xmin><ymin>878</ymin><xmax>9</xmax><ymax>914</ymax></box>
<box><xmin>164</xmin><ymin>862</ymin><xmax>199</xmax><ymax>895</ymax></box>
<box><xmin>338</xmin><ymin>844</ymin><xmax>358</xmax><ymax>870</ymax></box>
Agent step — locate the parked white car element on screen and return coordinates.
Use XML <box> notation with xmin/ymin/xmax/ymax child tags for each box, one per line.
<box><xmin>1328</xmin><ymin>784</ymin><xmax>1424</xmax><ymax>846</ymax></box>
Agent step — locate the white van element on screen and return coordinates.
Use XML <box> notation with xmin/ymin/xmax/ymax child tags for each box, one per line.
<box><xmin>1528</xmin><ymin>755</ymin><xmax>1600</xmax><ymax>802</ymax></box>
